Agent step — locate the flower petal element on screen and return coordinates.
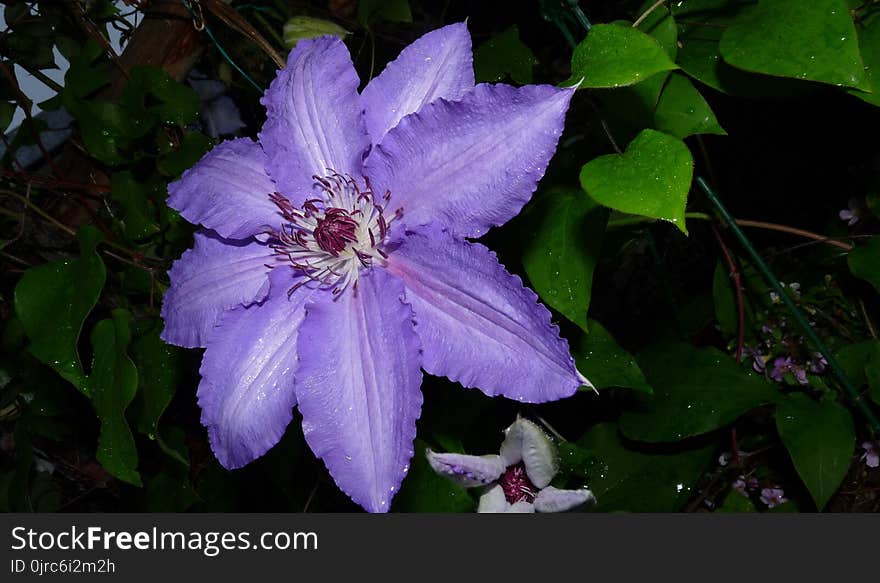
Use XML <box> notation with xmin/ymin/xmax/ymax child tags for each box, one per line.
<box><xmin>477</xmin><ymin>485</ymin><xmax>510</xmax><ymax>513</ymax></box>
<box><xmin>295</xmin><ymin>269</ymin><xmax>423</xmax><ymax>512</ymax></box>
<box><xmin>160</xmin><ymin>231</ymin><xmax>280</xmax><ymax>348</ymax></box>
<box><xmin>167</xmin><ymin>139</ymin><xmax>281</xmax><ymax>239</ymax></box>
<box><xmin>425</xmin><ymin>450</ymin><xmax>505</xmax><ymax>488</ymax></box>
<box><xmin>259</xmin><ymin>37</ymin><xmax>369</xmax><ymax>201</ymax></box>
<box><xmin>365</xmin><ymin>83</ymin><xmax>573</xmax><ymax>238</ymax></box>
<box><xmin>534</xmin><ymin>486</ymin><xmax>594</xmax><ymax>513</ymax></box>
<box><xmin>198</xmin><ymin>268</ymin><xmax>313</xmax><ymax>469</ymax></box>
<box><xmin>507</xmin><ymin>501</ymin><xmax>536</xmax><ymax>513</ymax></box>
<box><xmin>361</xmin><ymin>22</ymin><xmax>473</xmax><ymax>144</ymax></box>
<box><xmin>384</xmin><ymin>224</ymin><xmax>584</xmax><ymax>402</ymax></box>
<box><xmin>499</xmin><ymin>418</ymin><xmax>558</xmax><ymax>488</ymax></box>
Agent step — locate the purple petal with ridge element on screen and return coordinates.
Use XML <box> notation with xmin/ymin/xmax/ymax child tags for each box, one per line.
<box><xmin>259</xmin><ymin>37</ymin><xmax>369</xmax><ymax>203</ymax></box>
<box><xmin>385</xmin><ymin>224</ymin><xmax>583</xmax><ymax>402</ymax></box>
<box><xmin>167</xmin><ymin>138</ymin><xmax>281</xmax><ymax>239</ymax></box>
<box><xmin>160</xmin><ymin>231</ymin><xmax>280</xmax><ymax>348</ymax></box>
<box><xmin>361</xmin><ymin>22</ymin><xmax>473</xmax><ymax>144</ymax></box>
<box><xmin>294</xmin><ymin>268</ymin><xmax>423</xmax><ymax>512</ymax></box>
<box><xmin>197</xmin><ymin>268</ymin><xmax>313</xmax><ymax>469</ymax></box>
<box><xmin>365</xmin><ymin>83</ymin><xmax>573</xmax><ymax>238</ymax></box>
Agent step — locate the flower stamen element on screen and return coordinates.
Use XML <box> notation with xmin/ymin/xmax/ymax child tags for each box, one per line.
<box><xmin>269</xmin><ymin>172</ymin><xmax>398</xmax><ymax>295</ymax></box>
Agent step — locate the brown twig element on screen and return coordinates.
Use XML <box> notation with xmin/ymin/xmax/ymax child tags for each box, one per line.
<box><xmin>735</xmin><ymin>219</ymin><xmax>854</xmax><ymax>251</ymax></box>
<box><xmin>0</xmin><ymin>61</ymin><xmax>62</xmax><ymax>176</ymax></box>
<box><xmin>1</xmin><ymin>170</ymin><xmax>112</xmax><ymax>194</ymax></box>
<box><xmin>633</xmin><ymin>0</ymin><xmax>667</xmax><ymax>28</ymax></box>
<box><xmin>200</xmin><ymin>0</ymin><xmax>285</xmax><ymax>69</ymax></box>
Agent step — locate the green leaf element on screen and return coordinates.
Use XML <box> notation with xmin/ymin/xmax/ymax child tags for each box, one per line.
<box><xmin>391</xmin><ymin>440</ymin><xmax>475</xmax><ymax>512</ymax></box>
<box><xmin>569</xmin><ymin>23</ymin><xmax>678</xmax><ymax>88</ymax></box>
<box><xmin>674</xmin><ymin>0</ymin><xmax>805</xmax><ymax>97</ymax></box>
<box><xmin>635</xmin><ymin>1</ymin><xmax>678</xmax><ymax>60</ymax></box>
<box><xmin>158</xmin><ymin>131</ymin><xmax>213</xmax><ymax>177</ymax></box>
<box><xmin>14</xmin><ymin>227</ymin><xmax>106</xmax><ymax>392</ymax></box>
<box><xmin>131</xmin><ymin>320</ymin><xmax>182</xmax><ymax>440</ymax></box>
<box><xmin>67</xmin><ymin>101</ymin><xmax>133</xmax><ymax>166</ymax></box>
<box><xmin>716</xmin><ymin>489</ymin><xmax>756</xmax><ymax>513</ymax></box>
<box><xmin>521</xmin><ymin>188</ymin><xmax>607</xmax><ymax>331</ymax></box>
<box><xmin>5</xmin><ymin>25</ymin><xmax>56</xmax><ymax>70</ymax></box>
<box><xmin>64</xmin><ymin>39</ymin><xmax>110</xmax><ymax>99</ymax></box>
<box><xmin>834</xmin><ymin>340</ymin><xmax>880</xmax><ymax>405</ymax></box>
<box><xmin>571</xmin><ymin>319</ymin><xmax>653</xmax><ymax>393</ymax></box>
<box><xmin>474</xmin><ymin>26</ymin><xmax>537</xmax><ymax>84</ymax></box>
<box><xmin>579</xmin><ymin>129</ymin><xmax>694</xmax><ymax>233</ymax></box>
<box><xmin>619</xmin><ymin>342</ymin><xmax>779</xmax><ymax>442</ymax></box>
<box><xmin>0</xmin><ymin>101</ymin><xmax>16</xmax><ymax>133</ymax></box>
<box><xmin>146</xmin><ymin>469</ymin><xmax>200</xmax><ymax>512</ymax></box>
<box><xmin>654</xmin><ymin>72</ymin><xmax>727</xmax><ymax>138</ymax></box>
<box><xmin>572</xmin><ymin>423</ymin><xmax>713</xmax><ymax>512</ymax></box>
<box><xmin>122</xmin><ymin>66</ymin><xmax>200</xmax><ymax>128</ymax></box>
<box><xmin>719</xmin><ymin>0</ymin><xmax>869</xmax><ymax>90</ymax></box>
<box><xmin>867</xmin><ymin>192</ymin><xmax>880</xmax><ymax>218</ymax></box>
<box><xmin>848</xmin><ymin>235</ymin><xmax>880</xmax><ymax>293</ymax></box>
<box><xmin>851</xmin><ymin>11</ymin><xmax>880</xmax><ymax>106</ymax></box>
<box><xmin>283</xmin><ymin>16</ymin><xmax>349</xmax><ymax>49</ymax></box>
<box><xmin>110</xmin><ymin>172</ymin><xmax>160</xmax><ymax>242</ymax></box>
<box><xmin>357</xmin><ymin>0</ymin><xmax>412</xmax><ymax>26</ymax></box>
<box><xmin>776</xmin><ymin>393</ymin><xmax>855</xmax><ymax>510</ymax></box>
<box><xmin>592</xmin><ymin>8</ymin><xmax>677</xmax><ymax>143</ymax></box>
<box><xmin>85</xmin><ymin>309</ymin><xmax>142</xmax><ymax>486</ymax></box>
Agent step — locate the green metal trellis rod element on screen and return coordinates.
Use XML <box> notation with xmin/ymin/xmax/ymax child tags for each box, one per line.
<box><xmin>550</xmin><ymin>1</ymin><xmax>880</xmax><ymax>434</ymax></box>
<box><xmin>698</xmin><ymin>178</ymin><xmax>880</xmax><ymax>433</ymax></box>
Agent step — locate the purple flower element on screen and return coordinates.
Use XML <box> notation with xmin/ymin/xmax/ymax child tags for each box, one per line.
<box><xmin>732</xmin><ymin>477</ymin><xmax>748</xmax><ymax>496</ymax></box>
<box><xmin>189</xmin><ymin>76</ymin><xmax>247</xmax><ymax>138</ymax></box>
<box><xmin>862</xmin><ymin>442</ymin><xmax>879</xmax><ymax>469</ymax></box>
<box><xmin>759</xmin><ymin>487</ymin><xmax>787</xmax><ymax>508</ymax></box>
<box><xmin>427</xmin><ymin>418</ymin><xmax>595</xmax><ymax>513</ymax></box>
<box><xmin>160</xmin><ymin>25</ymin><xmax>588</xmax><ymax>512</ymax></box>
<box><xmin>839</xmin><ymin>198</ymin><xmax>862</xmax><ymax>226</ymax></box>
<box><xmin>809</xmin><ymin>352</ymin><xmax>828</xmax><ymax>374</ymax></box>
<box><xmin>769</xmin><ymin>357</ymin><xmax>793</xmax><ymax>382</ymax></box>
<box><xmin>769</xmin><ymin>356</ymin><xmax>808</xmax><ymax>384</ymax></box>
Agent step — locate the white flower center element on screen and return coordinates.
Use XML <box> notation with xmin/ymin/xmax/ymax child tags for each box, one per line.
<box><xmin>269</xmin><ymin>173</ymin><xmax>399</xmax><ymax>295</ymax></box>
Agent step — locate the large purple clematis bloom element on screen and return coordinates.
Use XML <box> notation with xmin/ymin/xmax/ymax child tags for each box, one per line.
<box><xmin>161</xmin><ymin>23</ymin><xmax>590</xmax><ymax>512</ymax></box>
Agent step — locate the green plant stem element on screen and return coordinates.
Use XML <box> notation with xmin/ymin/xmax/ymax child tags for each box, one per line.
<box><xmin>696</xmin><ymin>177</ymin><xmax>880</xmax><ymax>435</ymax></box>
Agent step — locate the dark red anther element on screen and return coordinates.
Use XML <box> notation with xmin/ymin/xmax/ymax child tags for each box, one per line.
<box><xmin>313</xmin><ymin>211</ymin><xmax>359</xmax><ymax>255</ymax></box>
<box><xmin>498</xmin><ymin>463</ymin><xmax>538</xmax><ymax>504</ymax></box>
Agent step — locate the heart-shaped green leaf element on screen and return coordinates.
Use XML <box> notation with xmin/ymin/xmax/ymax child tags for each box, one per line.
<box><xmin>14</xmin><ymin>227</ymin><xmax>106</xmax><ymax>392</ymax></box>
<box><xmin>848</xmin><ymin>236</ymin><xmax>880</xmax><ymax>293</ymax></box>
<box><xmin>580</xmin><ymin>129</ymin><xmax>694</xmax><ymax>233</ymax></box>
<box><xmin>719</xmin><ymin>0</ymin><xmax>869</xmax><ymax>90</ymax></box>
<box><xmin>654</xmin><ymin>72</ymin><xmax>727</xmax><ymax>139</ymax></box>
<box><xmin>522</xmin><ymin>189</ymin><xmax>607</xmax><ymax>332</ymax></box>
<box><xmin>570</xmin><ymin>23</ymin><xmax>677</xmax><ymax>88</ymax></box>
<box><xmin>571</xmin><ymin>319</ymin><xmax>653</xmax><ymax>393</ymax></box>
<box><xmin>834</xmin><ymin>340</ymin><xmax>880</xmax><ymax>406</ymax></box>
<box><xmin>85</xmin><ymin>309</ymin><xmax>142</xmax><ymax>486</ymax></box>
<box><xmin>620</xmin><ymin>342</ymin><xmax>780</xmax><ymax>442</ymax></box>
<box><xmin>776</xmin><ymin>393</ymin><xmax>855</xmax><ymax>510</ymax></box>
<box><xmin>474</xmin><ymin>26</ymin><xmax>537</xmax><ymax>85</ymax></box>
<box><xmin>565</xmin><ymin>423</ymin><xmax>713</xmax><ymax>512</ymax></box>
<box><xmin>850</xmin><ymin>10</ymin><xmax>880</xmax><ymax>106</ymax></box>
